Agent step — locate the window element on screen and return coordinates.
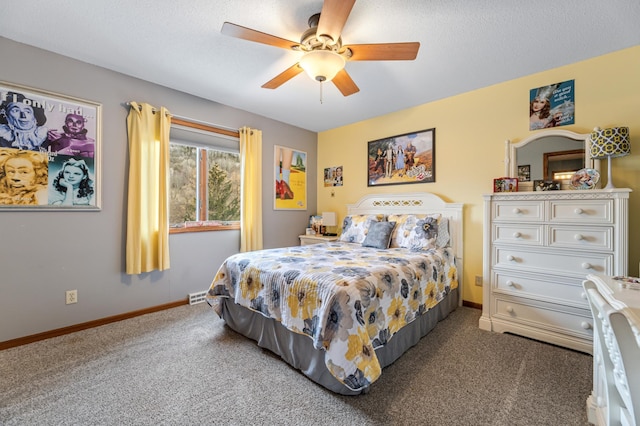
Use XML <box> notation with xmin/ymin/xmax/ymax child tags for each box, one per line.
<box><xmin>168</xmin><ymin>120</ymin><xmax>240</xmax><ymax>233</ymax></box>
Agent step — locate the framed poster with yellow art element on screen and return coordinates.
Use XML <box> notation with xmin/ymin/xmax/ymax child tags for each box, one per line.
<box><xmin>368</xmin><ymin>128</ymin><xmax>435</xmax><ymax>187</ymax></box>
<box><xmin>274</xmin><ymin>145</ymin><xmax>306</xmax><ymax>210</ymax></box>
<box><xmin>0</xmin><ymin>81</ymin><xmax>101</xmax><ymax>210</ymax></box>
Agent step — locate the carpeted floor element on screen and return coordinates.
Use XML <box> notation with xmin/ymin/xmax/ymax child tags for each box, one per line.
<box><xmin>0</xmin><ymin>304</ymin><xmax>592</xmax><ymax>425</ymax></box>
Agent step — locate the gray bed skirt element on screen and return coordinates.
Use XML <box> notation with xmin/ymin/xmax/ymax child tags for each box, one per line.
<box><xmin>219</xmin><ymin>287</ymin><xmax>459</xmax><ymax>395</ymax></box>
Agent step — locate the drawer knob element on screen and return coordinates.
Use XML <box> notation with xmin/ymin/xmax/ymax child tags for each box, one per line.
<box><xmin>506</xmin><ymin>280</ymin><xmax>515</xmax><ymax>287</ymax></box>
<box><xmin>581</xmin><ymin>321</ymin><xmax>592</xmax><ymax>330</ymax></box>
<box><xmin>513</xmin><ymin>232</ymin><xmax>522</xmax><ymax>238</ymax></box>
<box><xmin>506</xmin><ymin>306</ymin><xmax>514</xmax><ymax>314</ymax></box>
<box><xmin>574</xmin><ymin>234</ymin><xmax>584</xmax><ymax>241</ymax></box>
<box><xmin>581</xmin><ymin>292</ymin><xmax>587</xmax><ymax>299</ymax></box>
<box><xmin>581</xmin><ymin>262</ymin><xmax>592</xmax><ymax>269</ymax></box>
<box><xmin>512</xmin><ymin>208</ymin><xmax>521</xmax><ymax>214</ymax></box>
<box><xmin>574</xmin><ymin>208</ymin><xmax>584</xmax><ymax>215</ymax></box>
<box><xmin>507</xmin><ymin>255</ymin><xmax>515</xmax><ymax>261</ymax></box>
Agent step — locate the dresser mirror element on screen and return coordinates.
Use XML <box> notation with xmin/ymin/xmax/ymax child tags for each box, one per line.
<box><xmin>505</xmin><ymin>129</ymin><xmax>600</xmax><ymax>191</ymax></box>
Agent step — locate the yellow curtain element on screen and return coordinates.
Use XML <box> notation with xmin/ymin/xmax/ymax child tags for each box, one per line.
<box><xmin>125</xmin><ymin>102</ymin><xmax>171</xmax><ymax>274</ymax></box>
<box><xmin>239</xmin><ymin>126</ymin><xmax>263</xmax><ymax>252</ymax></box>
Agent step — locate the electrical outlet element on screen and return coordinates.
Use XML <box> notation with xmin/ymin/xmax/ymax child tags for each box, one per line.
<box><xmin>65</xmin><ymin>290</ymin><xmax>77</xmax><ymax>305</ymax></box>
<box><xmin>475</xmin><ymin>276</ymin><xmax>483</xmax><ymax>286</ymax></box>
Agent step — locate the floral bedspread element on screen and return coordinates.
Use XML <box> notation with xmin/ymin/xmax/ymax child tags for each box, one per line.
<box><xmin>206</xmin><ymin>242</ymin><xmax>458</xmax><ymax>391</ymax></box>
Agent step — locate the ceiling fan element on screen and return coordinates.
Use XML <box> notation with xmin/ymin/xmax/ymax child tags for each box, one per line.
<box><xmin>221</xmin><ymin>0</ymin><xmax>420</xmax><ymax>96</ymax></box>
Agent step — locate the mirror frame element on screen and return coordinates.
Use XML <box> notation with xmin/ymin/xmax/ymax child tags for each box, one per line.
<box><xmin>505</xmin><ymin>129</ymin><xmax>600</xmax><ymax>190</ymax></box>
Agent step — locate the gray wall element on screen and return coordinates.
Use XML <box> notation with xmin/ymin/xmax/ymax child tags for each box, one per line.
<box><xmin>0</xmin><ymin>37</ymin><xmax>317</xmax><ymax>343</ymax></box>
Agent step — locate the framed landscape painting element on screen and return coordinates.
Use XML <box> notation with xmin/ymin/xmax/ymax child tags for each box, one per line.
<box><xmin>368</xmin><ymin>128</ymin><xmax>435</xmax><ymax>187</ymax></box>
<box><xmin>0</xmin><ymin>81</ymin><xmax>101</xmax><ymax>210</ymax></box>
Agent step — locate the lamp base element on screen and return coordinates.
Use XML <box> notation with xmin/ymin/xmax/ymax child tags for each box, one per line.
<box><xmin>603</xmin><ymin>155</ymin><xmax>616</xmax><ymax>189</ymax></box>
<box><xmin>602</xmin><ymin>155</ymin><xmax>615</xmax><ymax>189</ymax></box>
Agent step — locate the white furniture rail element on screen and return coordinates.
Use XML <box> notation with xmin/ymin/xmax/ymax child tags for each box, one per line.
<box><xmin>583</xmin><ymin>274</ymin><xmax>640</xmax><ymax>426</ymax></box>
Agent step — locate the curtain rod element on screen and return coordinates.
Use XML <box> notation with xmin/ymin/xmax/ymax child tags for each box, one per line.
<box><xmin>125</xmin><ymin>102</ymin><xmax>240</xmax><ymax>137</ymax></box>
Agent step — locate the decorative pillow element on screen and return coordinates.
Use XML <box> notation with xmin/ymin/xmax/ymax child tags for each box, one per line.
<box><xmin>387</xmin><ymin>214</ymin><xmax>418</xmax><ymax>248</ymax></box>
<box><xmin>388</xmin><ymin>213</ymin><xmax>448</xmax><ymax>250</ymax></box>
<box><xmin>434</xmin><ymin>216</ymin><xmax>450</xmax><ymax>248</ymax></box>
<box><xmin>339</xmin><ymin>214</ymin><xmax>380</xmax><ymax>244</ymax></box>
<box><xmin>362</xmin><ymin>221</ymin><xmax>396</xmax><ymax>249</ymax></box>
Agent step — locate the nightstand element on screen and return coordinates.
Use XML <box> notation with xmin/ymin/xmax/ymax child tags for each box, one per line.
<box><xmin>298</xmin><ymin>235</ymin><xmax>339</xmax><ymax>246</ymax></box>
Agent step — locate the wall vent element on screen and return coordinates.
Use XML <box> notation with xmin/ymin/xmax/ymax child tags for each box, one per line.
<box><xmin>189</xmin><ymin>290</ymin><xmax>208</xmax><ymax>305</ymax></box>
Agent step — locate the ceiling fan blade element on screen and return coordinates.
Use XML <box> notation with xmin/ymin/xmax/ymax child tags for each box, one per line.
<box><xmin>261</xmin><ymin>63</ymin><xmax>304</xmax><ymax>89</ymax></box>
<box><xmin>222</xmin><ymin>22</ymin><xmax>300</xmax><ymax>50</ymax></box>
<box><xmin>346</xmin><ymin>42</ymin><xmax>420</xmax><ymax>61</ymax></box>
<box><xmin>316</xmin><ymin>0</ymin><xmax>356</xmax><ymax>43</ymax></box>
<box><xmin>332</xmin><ymin>69</ymin><xmax>359</xmax><ymax>96</ymax></box>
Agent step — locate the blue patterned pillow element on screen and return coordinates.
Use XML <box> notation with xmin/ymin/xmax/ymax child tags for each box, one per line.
<box><xmin>362</xmin><ymin>221</ymin><xmax>396</xmax><ymax>249</ymax></box>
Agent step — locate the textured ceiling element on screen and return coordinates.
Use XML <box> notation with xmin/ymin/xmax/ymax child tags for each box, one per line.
<box><xmin>1</xmin><ymin>0</ymin><xmax>639</xmax><ymax>132</ymax></box>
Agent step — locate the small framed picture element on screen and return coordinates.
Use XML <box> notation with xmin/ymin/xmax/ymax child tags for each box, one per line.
<box><xmin>309</xmin><ymin>215</ymin><xmax>322</xmax><ymax>233</ymax></box>
<box><xmin>517</xmin><ymin>165</ymin><xmax>531</xmax><ymax>182</ymax></box>
<box><xmin>533</xmin><ymin>180</ymin><xmax>561</xmax><ymax>191</ymax></box>
<box><xmin>493</xmin><ymin>177</ymin><xmax>518</xmax><ymax>192</ymax></box>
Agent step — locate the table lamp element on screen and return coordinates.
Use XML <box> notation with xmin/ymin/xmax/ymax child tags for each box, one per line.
<box><xmin>589</xmin><ymin>127</ymin><xmax>630</xmax><ymax>189</ymax></box>
<box><xmin>322</xmin><ymin>212</ymin><xmax>337</xmax><ymax>236</ymax></box>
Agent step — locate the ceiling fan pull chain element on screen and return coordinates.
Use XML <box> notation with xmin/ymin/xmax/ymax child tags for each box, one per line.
<box><xmin>320</xmin><ymin>80</ymin><xmax>324</xmax><ymax>104</ymax></box>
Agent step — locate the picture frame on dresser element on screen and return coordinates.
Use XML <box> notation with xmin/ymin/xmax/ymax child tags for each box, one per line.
<box><xmin>533</xmin><ymin>180</ymin><xmax>560</xmax><ymax>191</ymax></box>
<box><xmin>517</xmin><ymin>165</ymin><xmax>531</xmax><ymax>182</ymax></box>
<box><xmin>493</xmin><ymin>177</ymin><xmax>518</xmax><ymax>192</ymax></box>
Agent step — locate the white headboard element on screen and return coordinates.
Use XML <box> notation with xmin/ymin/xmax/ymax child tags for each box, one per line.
<box><xmin>346</xmin><ymin>192</ymin><xmax>464</xmax><ymax>304</ymax></box>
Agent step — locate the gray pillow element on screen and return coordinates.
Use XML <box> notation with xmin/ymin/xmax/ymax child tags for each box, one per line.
<box><xmin>362</xmin><ymin>221</ymin><xmax>396</xmax><ymax>249</ymax></box>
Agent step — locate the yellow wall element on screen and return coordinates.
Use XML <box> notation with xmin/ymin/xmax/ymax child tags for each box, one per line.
<box><xmin>317</xmin><ymin>45</ymin><xmax>640</xmax><ymax>305</ymax></box>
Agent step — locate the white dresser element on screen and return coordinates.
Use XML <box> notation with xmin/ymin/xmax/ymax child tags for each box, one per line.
<box><xmin>479</xmin><ymin>188</ymin><xmax>631</xmax><ymax>353</ymax></box>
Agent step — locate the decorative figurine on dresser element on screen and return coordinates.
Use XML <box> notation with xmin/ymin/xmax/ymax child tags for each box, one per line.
<box><xmin>479</xmin><ymin>129</ymin><xmax>631</xmax><ymax>354</ymax></box>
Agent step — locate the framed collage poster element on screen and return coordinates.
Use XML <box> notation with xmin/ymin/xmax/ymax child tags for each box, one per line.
<box><xmin>368</xmin><ymin>128</ymin><xmax>435</xmax><ymax>187</ymax></box>
<box><xmin>0</xmin><ymin>81</ymin><xmax>101</xmax><ymax>210</ymax></box>
<box><xmin>274</xmin><ymin>145</ymin><xmax>307</xmax><ymax>210</ymax></box>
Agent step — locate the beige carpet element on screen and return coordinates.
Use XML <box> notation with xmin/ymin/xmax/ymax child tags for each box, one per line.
<box><xmin>0</xmin><ymin>304</ymin><xmax>592</xmax><ymax>425</ymax></box>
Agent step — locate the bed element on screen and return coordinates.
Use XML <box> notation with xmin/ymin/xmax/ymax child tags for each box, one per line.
<box><xmin>205</xmin><ymin>192</ymin><xmax>464</xmax><ymax>395</ymax></box>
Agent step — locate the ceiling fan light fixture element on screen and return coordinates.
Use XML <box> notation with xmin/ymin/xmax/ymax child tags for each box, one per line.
<box><xmin>299</xmin><ymin>50</ymin><xmax>345</xmax><ymax>82</ymax></box>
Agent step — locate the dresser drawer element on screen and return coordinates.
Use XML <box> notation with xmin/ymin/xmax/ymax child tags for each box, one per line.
<box><xmin>548</xmin><ymin>225</ymin><xmax>613</xmax><ymax>251</ymax></box>
<box><xmin>494</xmin><ymin>272</ymin><xmax>588</xmax><ymax>308</ymax></box>
<box><xmin>494</xmin><ymin>247</ymin><xmax>612</xmax><ymax>276</ymax></box>
<box><xmin>493</xmin><ymin>200</ymin><xmax>544</xmax><ymax>222</ymax></box>
<box><xmin>549</xmin><ymin>200</ymin><xmax>613</xmax><ymax>224</ymax></box>
<box><xmin>493</xmin><ymin>224</ymin><xmax>543</xmax><ymax>246</ymax></box>
<box><xmin>493</xmin><ymin>298</ymin><xmax>593</xmax><ymax>339</ymax></box>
